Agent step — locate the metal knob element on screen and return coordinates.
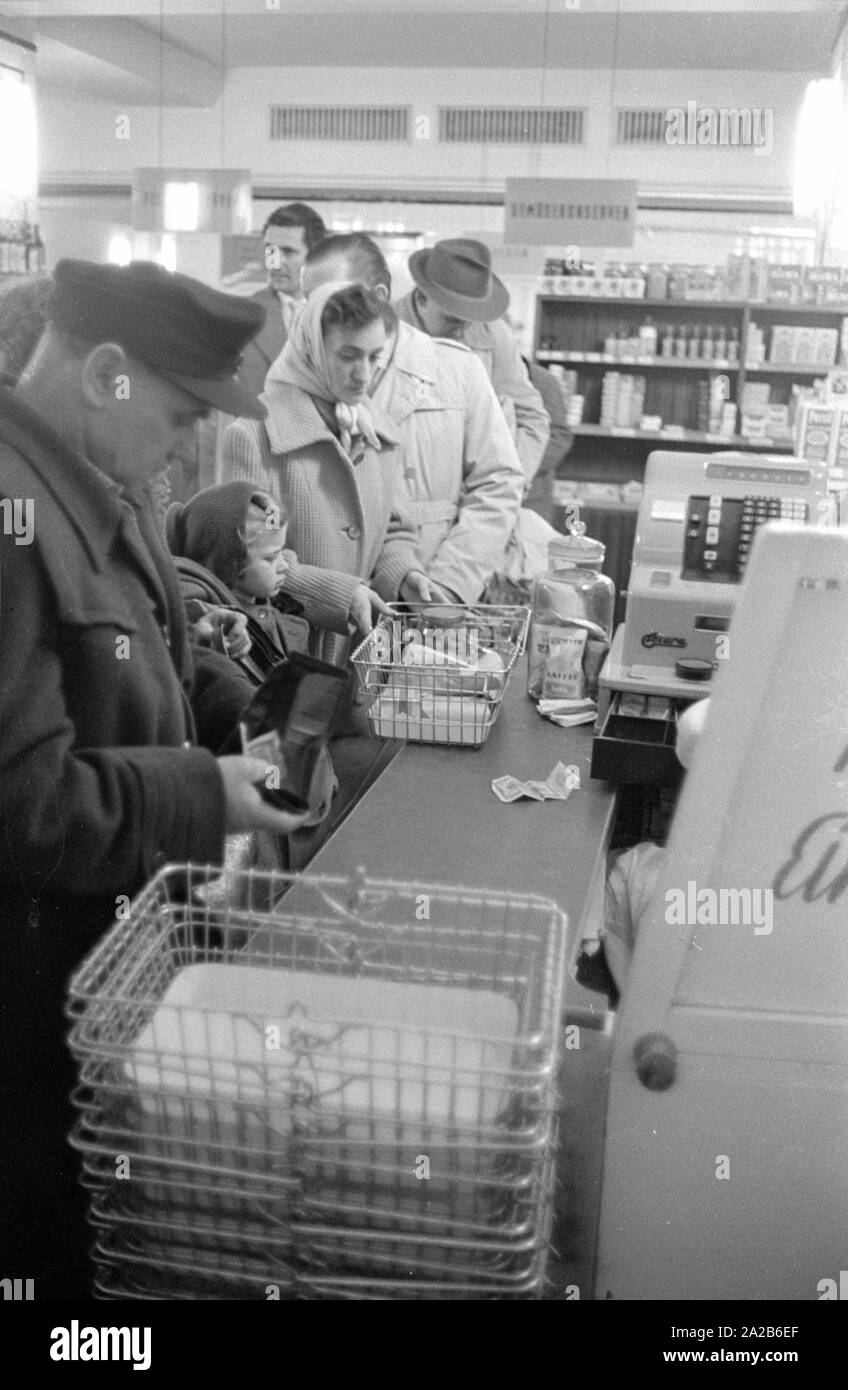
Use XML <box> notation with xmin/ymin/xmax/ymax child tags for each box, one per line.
<box><xmin>633</xmin><ymin>1032</ymin><xmax>678</xmax><ymax>1091</ymax></box>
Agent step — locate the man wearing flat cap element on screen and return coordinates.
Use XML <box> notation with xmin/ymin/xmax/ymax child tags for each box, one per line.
<box><xmin>395</xmin><ymin>238</ymin><xmax>549</xmax><ymax>487</ymax></box>
<box><xmin>0</xmin><ymin>259</ymin><xmax>309</xmax><ymax>1298</ymax></box>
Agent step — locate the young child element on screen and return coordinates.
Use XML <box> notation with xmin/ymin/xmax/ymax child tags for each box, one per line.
<box><xmin>166</xmin><ymin>481</ymin><xmax>310</xmax><ymax>659</ymax></box>
<box><xmin>167</xmin><ymin>482</ymin><xmax>335</xmax><ymax>841</ymax></box>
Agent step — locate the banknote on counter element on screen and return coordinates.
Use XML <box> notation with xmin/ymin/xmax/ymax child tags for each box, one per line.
<box><xmin>491</xmin><ymin>761</ymin><xmax>580</xmax><ymax>803</ymax></box>
<box><xmin>491</xmin><ymin>775</ymin><xmax>529</xmax><ymax>803</ymax></box>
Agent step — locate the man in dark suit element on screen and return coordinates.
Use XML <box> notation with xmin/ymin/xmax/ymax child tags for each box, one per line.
<box><xmin>239</xmin><ymin>202</ymin><xmax>327</xmax><ymax>399</ymax></box>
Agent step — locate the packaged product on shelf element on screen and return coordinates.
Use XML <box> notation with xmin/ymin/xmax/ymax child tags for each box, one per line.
<box><xmin>803</xmin><ymin>266</ymin><xmax>841</xmax><ymax>304</ymax></box>
<box><xmin>821</xmin><ymin>278</ymin><xmax>848</xmax><ymax>306</ymax></box>
<box><xmin>764</xmin><ymin>405</ymin><xmax>792</xmax><ymax>442</ymax></box>
<box><xmin>637</xmin><ymin>319</ymin><xmax>657</xmax><ymax>356</ymax></box>
<box><xmin>600</xmin><ymin>372</ymin><xmax>620</xmax><ymax>426</ymax></box>
<box><xmin>769</xmin><ymin>325</ymin><xmax>795</xmax><ymax>365</ymax></box>
<box><xmin>646</xmin><ymin>265</ymin><xmax>669</xmax><ymax>299</ymax></box>
<box><xmin>620</xmin><ymin>276</ymin><xmax>646</xmax><ymax>299</ymax></box>
<box><xmin>795</xmin><ymin>401</ymin><xmax>840</xmax><ymax>463</ymax></box>
<box><xmin>708</xmin><ymin>376</ymin><xmax>731</xmax><ymax>433</ymax></box>
<box><xmin>724</xmin><ymin>253</ymin><xmax>751</xmax><ymax>301</ymax></box>
<box><xmin>683</xmin><ymin>266</ymin><xmax>722</xmax><ymax>301</ymax></box>
<box><xmin>825</xmin><ymin>367</ymin><xmax>848</xmax><ymax>401</ymax></box>
<box><xmin>794</xmin><ymin>326</ymin><xmax>818</xmax><ymax>366</ymax></box>
<box><xmin>667</xmin><ymin>265</ymin><xmax>691</xmax><ymax>300</ymax></box>
<box><xmin>615</xmin><ymin>375</ymin><xmax>634</xmax><ymax>427</ymax></box>
<box><xmin>745</xmin><ymin>323</ymin><xmax>766</xmax><ymax>366</ymax></box>
<box><xmin>720</xmin><ymin>402</ymin><xmax>738</xmax><ymax>437</ymax></box>
<box><xmin>714</xmin><ymin>324</ymin><xmax>728</xmax><ymax>360</ymax></box>
<box><xmin>766</xmin><ymin>264</ymin><xmax>804</xmax><ymax>304</ymax></box>
<box><xmin>741</xmin><ymin>413</ymin><xmax>768</xmax><ymax>440</ymax></box>
<box><xmin>749</xmin><ymin>257</ymin><xmax>770</xmax><ymax>302</ymax></box>
<box><xmin>831</xmin><ymin>408</ymin><xmax>848</xmax><ymax>471</ymax></box>
<box><xmin>814</xmin><ymin>328</ymin><xmax>839</xmax><ymax>368</ymax></box>
<box><xmin>696</xmin><ymin>380</ymin><xmax>711</xmax><ymax>433</ymax></box>
<box><xmin>631</xmin><ymin>375</ymin><xmax>646</xmax><ymax>426</ymax></box>
<box><xmin>741</xmin><ymin>382</ymin><xmax>771</xmax><ymax>413</ymax></box>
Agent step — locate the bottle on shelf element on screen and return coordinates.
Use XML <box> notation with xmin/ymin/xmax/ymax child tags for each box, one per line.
<box><xmin>615</xmin><ymin>323</ymin><xmax>628</xmax><ymax>356</ymax></box>
<box><xmin>714</xmin><ymin>324</ymin><xmax>727</xmax><ymax>360</ymax></box>
<box><xmin>603</xmin><ymin>329</ymin><xmax>617</xmax><ymax>357</ymax></box>
<box><xmin>600</xmin><ymin>372</ymin><xmax>620</xmax><ymax>426</ymax></box>
<box><xmin>702</xmin><ymin>325</ymin><xmax>714</xmax><ymax>361</ymax></box>
<box><xmin>660</xmin><ymin>323</ymin><xmax>674</xmax><ymax>359</ymax></box>
<box><xmin>638</xmin><ymin>317</ymin><xmax>657</xmax><ymax>357</ymax></box>
<box><xmin>687</xmin><ymin>324</ymin><xmax>702</xmax><ymax>360</ymax></box>
<box><xmin>727</xmin><ymin>326</ymin><xmax>740</xmax><ymax>364</ymax></box>
<box><xmin>674</xmin><ymin>322</ymin><xmax>689</xmax><ymax>359</ymax></box>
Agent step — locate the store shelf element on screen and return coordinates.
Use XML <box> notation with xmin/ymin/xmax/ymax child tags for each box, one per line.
<box><xmin>537</xmin><ymin>351</ymin><xmax>737</xmax><ymax>370</ymax></box>
<box><xmin>539</xmin><ymin>294</ymin><xmax>848</xmax><ymax>315</ymax></box>
<box><xmin>743</xmin><ymin>363</ymin><xmax>827</xmax><ymax>376</ymax></box>
<box><xmin>534</xmin><ymin>294</ymin><xmax>809</xmax><ymax>480</ymax></box>
<box><xmin>538</xmin><ymin>296</ymin><xmax>751</xmax><ymax>311</ymax></box>
<box><xmin>571</xmin><ymin>424</ymin><xmax>794</xmax><ymax>452</ymax></box>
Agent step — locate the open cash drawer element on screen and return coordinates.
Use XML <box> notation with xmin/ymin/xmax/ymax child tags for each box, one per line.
<box><xmin>591</xmin><ymin>692</ymin><xmax>685</xmax><ymax>787</ymax></box>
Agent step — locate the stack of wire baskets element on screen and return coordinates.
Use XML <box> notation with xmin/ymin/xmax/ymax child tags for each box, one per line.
<box><xmin>66</xmin><ymin>864</ymin><xmax>568</xmax><ymax>1301</ymax></box>
<box><xmin>351</xmin><ymin>603</ymin><xmax>530</xmax><ymax>747</ymax></box>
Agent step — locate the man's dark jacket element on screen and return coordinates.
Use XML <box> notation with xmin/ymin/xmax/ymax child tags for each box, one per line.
<box><xmin>0</xmin><ymin>385</ymin><xmax>251</xmax><ymax>1296</ymax></box>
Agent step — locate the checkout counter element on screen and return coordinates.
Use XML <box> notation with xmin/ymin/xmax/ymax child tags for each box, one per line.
<box><xmin>296</xmin><ymin>447</ymin><xmax>847</xmax><ymax>1301</ymax></box>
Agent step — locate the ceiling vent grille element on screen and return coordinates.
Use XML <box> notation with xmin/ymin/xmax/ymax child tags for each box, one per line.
<box><xmin>269</xmin><ymin>105</ymin><xmax>410</xmax><ymax>142</ymax></box>
<box><xmin>616</xmin><ymin>107</ymin><xmax>670</xmax><ymax>146</ymax></box>
<box><xmin>439</xmin><ymin>107</ymin><xmax>585</xmax><ymax>144</ymax></box>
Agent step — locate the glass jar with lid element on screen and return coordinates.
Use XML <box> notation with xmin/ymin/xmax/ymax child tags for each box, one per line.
<box><xmin>527</xmin><ymin>524</ymin><xmax>615</xmax><ymax>703</ymax></box>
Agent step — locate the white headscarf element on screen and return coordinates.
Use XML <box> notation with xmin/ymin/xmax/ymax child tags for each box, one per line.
<box><xmin>265</xmin><ymin>279</ymin><xmax>382</xmax><ymax>451</ymax></box>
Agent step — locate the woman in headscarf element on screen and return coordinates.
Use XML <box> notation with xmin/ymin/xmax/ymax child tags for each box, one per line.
<box><xmin>222</xmin><ymin>280</ymin><xmax>438</xmax><ymax>666</ymax></box>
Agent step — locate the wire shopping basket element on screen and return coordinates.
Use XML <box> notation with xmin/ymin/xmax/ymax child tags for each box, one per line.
<box><xmin>67</xmin><ymin>863</ymin><xmax>567</xmax><ymax>1300</ymax></box>
<box><xmin>350</xmin><ymin>603</ymin><xmax>530</xmax><ymax>747</ymax></box>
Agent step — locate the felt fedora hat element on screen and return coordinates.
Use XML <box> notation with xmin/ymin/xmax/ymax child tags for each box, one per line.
<box><xmin>49</xmin><ymin>259</ymin><xmax>269</xmax><ymax>419</ymax></box>
<box><xmin>408</xmin><ymin>238</ymin><xmax>509</xmax><ymax>323</ymax></box>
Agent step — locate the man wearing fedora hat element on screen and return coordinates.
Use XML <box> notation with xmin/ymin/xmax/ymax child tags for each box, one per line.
<box><xmin>395</xmin><ymin>238</ymin><xmax>549</xmax><ymax>484</ymax></box>
<box><xmin>0</xmin><ymin>258</ymin><xmax>311</xmax><ymax>1296</ymax></box>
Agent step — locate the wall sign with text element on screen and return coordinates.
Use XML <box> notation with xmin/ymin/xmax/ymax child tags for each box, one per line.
<box><xmin>504</xmin><ymin>179</ymin><xmax>638</xmax><ymax>248</ymax></box>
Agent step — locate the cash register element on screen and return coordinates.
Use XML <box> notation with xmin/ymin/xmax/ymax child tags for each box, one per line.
<box><xmin>592</xmin><ymin>450</ymin><xmax>831</xmax><ymax>784</ymax></box>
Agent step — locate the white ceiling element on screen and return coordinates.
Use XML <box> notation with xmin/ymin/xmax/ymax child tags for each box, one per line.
<box><xmin>1</xmin><ymin>1</ymin><xmax>843</xmax><ymax>105</ymax></box>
